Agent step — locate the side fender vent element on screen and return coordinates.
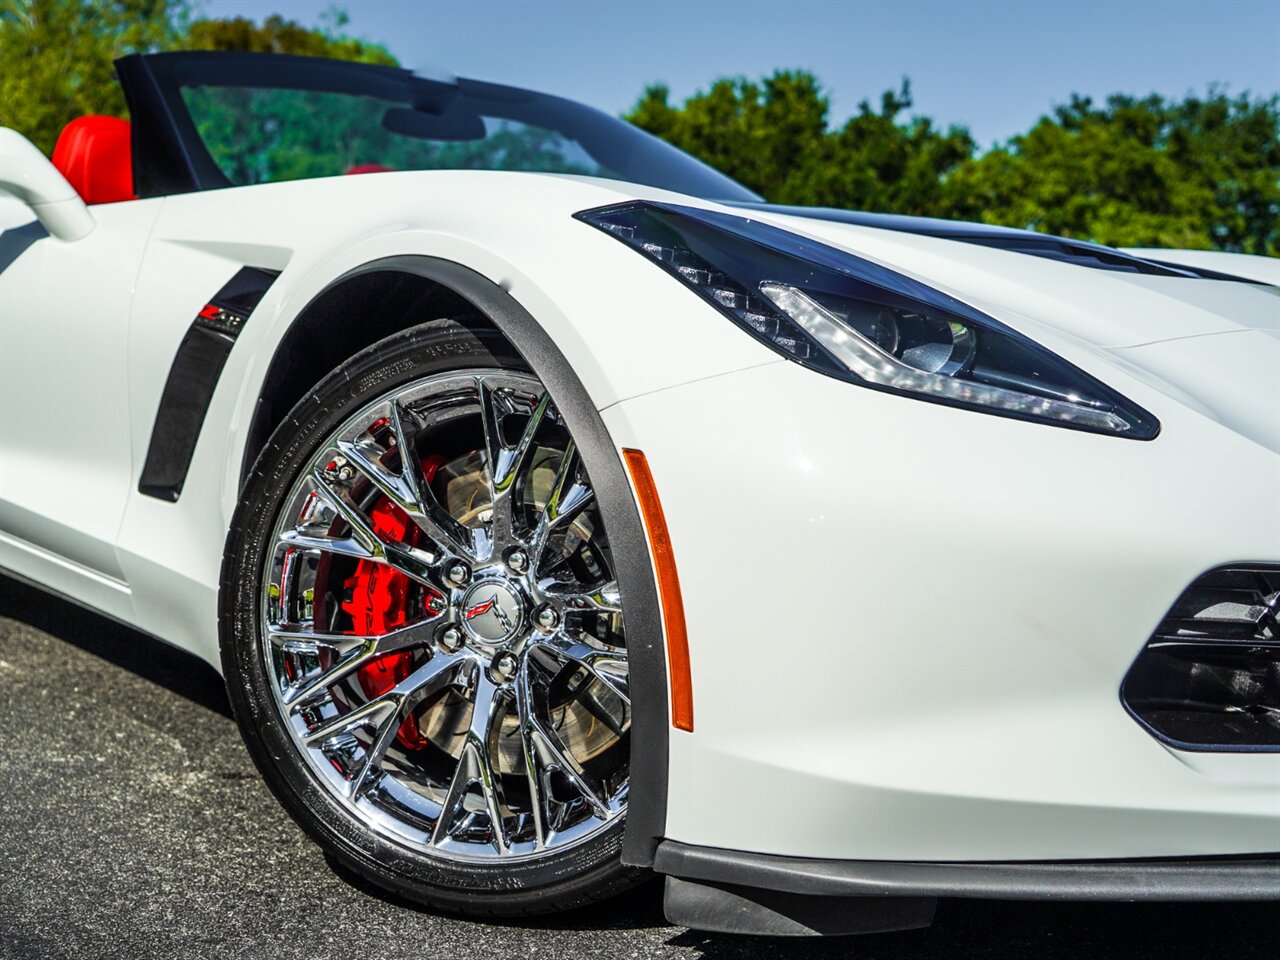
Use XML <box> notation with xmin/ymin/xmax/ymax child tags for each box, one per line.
<box><xmin>138</xmin><ymin>267</ymin><xmax>279</xmax><ymax>502</ymax></box>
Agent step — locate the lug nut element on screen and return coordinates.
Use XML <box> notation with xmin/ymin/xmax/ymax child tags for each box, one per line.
<box><xmin>535</xmin><ymin>605</ymin><xmax>559</xmax><ymax>632</ymax></box>
<box><xmin>445</xmin><ymin>561</ymin><xmax>470</xmax><ymax>586</ymax></box>
<box><xmin>493</xmin><ymin>652</ymin><xmax>518</xmax><ymax>680</ymax></box>
<box><xmin>439</xmin><ymin>626</ymin><xmax>463</xmax><ymax>652</ymax></box>
<box><xmin>426</xmin><ymin>594</ymin><xmax>446</xmax><ymax>615</ymax></box>
<box><xmin>506</xmin><ymin>549</ymin><xmax>529</xmax><ymax>574</ymax></box>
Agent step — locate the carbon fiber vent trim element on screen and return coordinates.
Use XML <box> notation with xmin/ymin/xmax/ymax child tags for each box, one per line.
<box><xmin>138</xmin><ymin>266</ymin><xmax>279</xmax><ymax>502</ymax></box>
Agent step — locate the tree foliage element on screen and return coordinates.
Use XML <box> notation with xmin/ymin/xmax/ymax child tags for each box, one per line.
<box><xmin>942</xmin><ymin>91</ymin><xmax>1280</xmax><ymax>254</ymax></box>
<box><xmin>629</xmin><ymin>72</ymin><xmax>1280</xmax><ymax>254</ymax></box>
<box><xmin>184</xmin><ymin>10</ymin><xmax>395</xmax><ymax>65</ymax></box>
<box><xmin>627</xmin><ymin>74</ymin><xmax>974</xmax><ymax>215</ymax></box>
<box><xmin>0</xmin><ymin>0</ymin><xmax>396</xmax><ymax>155</ymax></box>
<box><xmin>0</xmin><ymin>0</ymin><xmax>183</xmax><ymax>154</ymax></box>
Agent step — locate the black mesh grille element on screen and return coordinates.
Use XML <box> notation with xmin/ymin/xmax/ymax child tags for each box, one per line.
<box><xmin>1122</xmin><ymin>565</ymin><xmax>1280</xmax><ymax>751</ymax></box>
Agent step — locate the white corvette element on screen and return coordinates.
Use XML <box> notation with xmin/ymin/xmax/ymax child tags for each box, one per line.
<box><xmin>1</xmin><ymin>51</ymin><xmax>1277</xmax><ymax>936</ymax></box>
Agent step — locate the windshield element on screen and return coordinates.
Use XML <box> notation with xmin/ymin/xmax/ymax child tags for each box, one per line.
<box><xmin>133</xmin><ymin>53</ymin><xmax>756</xmax><ymax>201</ymax></box>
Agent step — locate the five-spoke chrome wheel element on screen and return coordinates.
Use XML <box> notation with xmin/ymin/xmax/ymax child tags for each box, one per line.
<box><xmin>262</xmin><ymin>370</ymin><xmax>629</xmax><ymax>862</ymax></box>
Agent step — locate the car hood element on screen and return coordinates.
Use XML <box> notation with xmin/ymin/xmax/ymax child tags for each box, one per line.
<box><xmin>729</xmin><ymin>204</ymin><xmax>1280</xmax><ymax>452</ymax></box>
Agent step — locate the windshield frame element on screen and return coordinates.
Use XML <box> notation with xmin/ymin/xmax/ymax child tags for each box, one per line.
<box><xmin>115</xmin><ymin>51</ymin><xmax>759</xmax><ymax>202</ymax></box>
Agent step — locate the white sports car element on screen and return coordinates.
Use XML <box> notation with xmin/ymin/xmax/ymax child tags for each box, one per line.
<box><xmin>1</xmin><ymin>51</ymin><xmax>1277</xmax><ymax>936</ymax></box>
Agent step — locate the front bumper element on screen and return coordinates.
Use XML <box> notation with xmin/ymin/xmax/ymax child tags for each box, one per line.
<box><xmin>657</xmin><ymin>840</ymin><xmax>1280</xmax><ymax>901</ymax></box>
<box><xmin>603</xmin><ymin>357</ymin><xmax>1280</xmax><ymax>863</ymax></box>
<box><xmin>656</xmin><ymin>841</ymin><xmax>1280</xmax><ymax>936</ymax></box>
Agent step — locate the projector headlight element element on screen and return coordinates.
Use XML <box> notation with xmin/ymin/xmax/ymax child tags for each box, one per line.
<box><xmin>578</xmin><ymin>202</ymin><xmax>1158</xmax><ymax>439</ymax></box>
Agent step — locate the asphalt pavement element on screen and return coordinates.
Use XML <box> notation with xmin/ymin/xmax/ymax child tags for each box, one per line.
<box><xmin>1</xmin><ymin>573</ymin><xmax>1275</xmax><ymax>960</ymax></box>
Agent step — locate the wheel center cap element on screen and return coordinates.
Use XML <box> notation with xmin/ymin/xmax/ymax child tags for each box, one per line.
<box><xmin>459</xmin><ymin>580</ymin><xmax>524</xmax><ymax>645</ymax></box>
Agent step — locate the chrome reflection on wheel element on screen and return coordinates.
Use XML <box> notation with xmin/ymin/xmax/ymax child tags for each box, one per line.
<box><xmin>261</xmin><ymin>371</ymin><xmax>629</xmax><ymax>861</ymax></box>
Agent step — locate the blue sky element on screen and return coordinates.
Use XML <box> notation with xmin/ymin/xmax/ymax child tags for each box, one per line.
<box><xmin>199</xmin><ymin>0</ymin><xmax>1280</xmax><ymax>147</ymax></box>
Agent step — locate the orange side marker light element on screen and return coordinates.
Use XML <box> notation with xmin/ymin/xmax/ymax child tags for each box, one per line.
<box><xmin>622</xmin><ymin>448</ymin><xmax>693</xmax><ymax>732</ymax></box>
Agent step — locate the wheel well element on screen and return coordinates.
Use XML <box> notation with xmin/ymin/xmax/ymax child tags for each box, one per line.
<box><xmin>233</xmin><ymin>253</ymin><xmax>669</xmax><ymax>865</ymax></box>
<box><xmin>241</xmin><ymin>269</ymin><xmax>501</xmax><ymax>484</ymax></box>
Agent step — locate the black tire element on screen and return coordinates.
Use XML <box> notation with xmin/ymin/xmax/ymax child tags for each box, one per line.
<box><xmin>219</xmin><ymin>319</ymin><xmax>644</xmax><ymax>916</ymax></box>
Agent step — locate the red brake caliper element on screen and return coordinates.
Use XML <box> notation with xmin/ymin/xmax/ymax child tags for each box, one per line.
<box><xmin>338</xmin><ymin>450</ymin><xmax>450</xmax><ymax>751</ymax></box>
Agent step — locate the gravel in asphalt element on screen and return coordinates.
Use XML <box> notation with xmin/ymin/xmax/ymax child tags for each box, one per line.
<box><xmin>0</xmin><ymin>574</ymin><xmax>1275</xmax><ymax>960</ymax></box>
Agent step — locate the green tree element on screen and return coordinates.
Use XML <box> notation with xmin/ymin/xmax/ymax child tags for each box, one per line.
<box><xmin>628</xmin><ymin>71</ymin><xmax>831</xmax><ymax>201</ymax></box>
<box><xmin>0</xmin><ymin>0</ymin><xmax>397</xmax><ymax>156</ymax></box>
<box><xmin>0</xmin><ymin>0</ymin><xmax>185</xmax><ymax>154</ymax></box>
<box><xmin>943</xmin><ymin>91</ymin><xmax>1280</xmax><ymax>254</ymax></box>
<box><xmin>626</xmin><ymin>72</ymin><xmax>975</xmax><ymax>214</ymax></box>
<box><xmin>628</xmin><ymin>72</ymin><xmax>1279</xmax><ymax>255</ymax></box>
<box><xmin>184</xmin><ymin>10</ymin><xmax>395</xmax><ymax>65</ymax></box>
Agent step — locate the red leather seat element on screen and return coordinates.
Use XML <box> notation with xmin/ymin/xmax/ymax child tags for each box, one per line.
<box><xmin>51</xmin><ymin>116</ymin><xmax>135</xmax><ymax>205</ymax></box>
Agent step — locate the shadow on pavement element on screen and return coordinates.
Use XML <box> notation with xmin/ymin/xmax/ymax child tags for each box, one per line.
<box><xmin>665</xmin><ymin>897</ymin><xmax>1278</xmax><ymax>959</ymax></box>
<box><xmin>0</xmin><ymin>574</ymin><xmax>231</xmax><ymax>717</ymax></box>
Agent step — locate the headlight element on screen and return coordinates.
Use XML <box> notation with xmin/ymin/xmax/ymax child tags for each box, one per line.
<box><xmin>578</xmin><ymin>202</ymin><xmax>1159</xmax><ymax>439</ymax></box>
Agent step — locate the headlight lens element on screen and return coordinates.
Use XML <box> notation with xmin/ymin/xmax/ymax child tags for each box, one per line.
<box><xmin>578</xmin><ymin>201</ymin><xmax>1159</xmax><ymax>439</ymax></box>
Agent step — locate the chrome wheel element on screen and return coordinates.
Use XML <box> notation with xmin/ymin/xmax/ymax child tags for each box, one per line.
<box><xmin>261</xmin><ymin>370</ymin><xmax>629</xmax><ymax>862</ymax></box>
